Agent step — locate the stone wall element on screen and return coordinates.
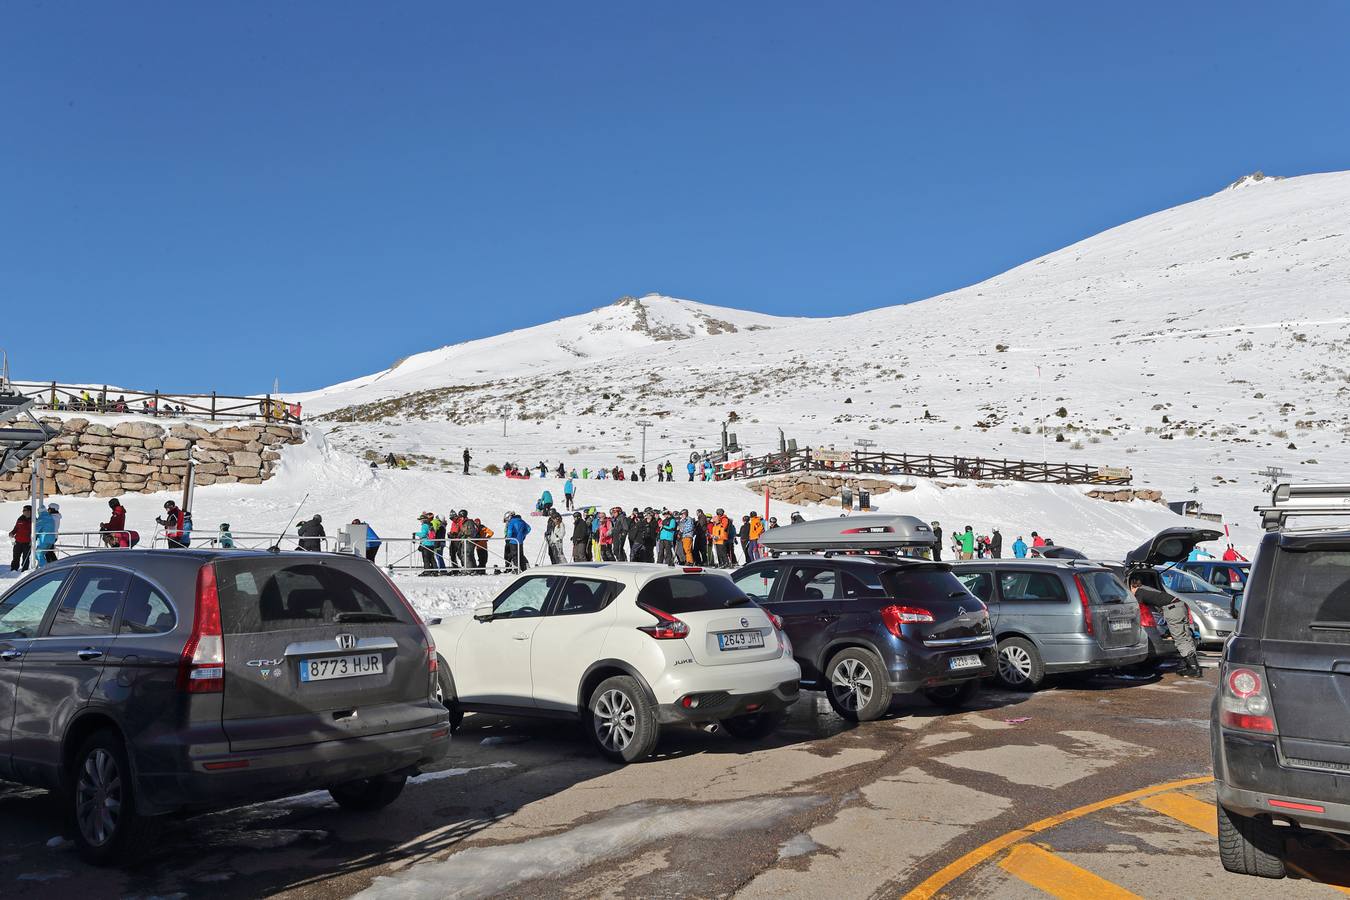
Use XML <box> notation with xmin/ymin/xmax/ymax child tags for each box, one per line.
<box><xmin>0</xmin><ymin>419</ymin><xmax>303</xmax><ymax>500</ymax></box>
<box><xmin>750</xmin><ymin>473</ymin><xmax>915</xmax><ymax>507</ymax></box>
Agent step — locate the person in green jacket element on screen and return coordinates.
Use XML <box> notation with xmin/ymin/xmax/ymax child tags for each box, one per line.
<box><xmin>957</xmin><ymin>525</ymin><xmax>976</xmax><ymax>560</ymax></box>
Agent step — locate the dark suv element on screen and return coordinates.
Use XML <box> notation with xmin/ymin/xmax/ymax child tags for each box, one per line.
<box><xmin>1212</xmin><ymin>484</ymin><xmax>1350</xmax><ymax>878</ymax></box>
<box><xmin>731</xmin><ymin>555</ymin><xmax>995</xmax><ymax>721</ymax></box>
<box><xmin>0</xmin><ymin>549</ymin><xmax>449</xmax><ymax>865</ymax></box>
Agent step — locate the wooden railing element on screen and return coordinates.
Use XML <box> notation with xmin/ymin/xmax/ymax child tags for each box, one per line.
<box><xmin>711</xmin><ymin>447</ymin><xmax>1132</xmax><ymax>486</ymax></box>
<box><xmin>7</xmin><ymin>381</ymin><xmax>302</xmax><ymax>424</ymax></box>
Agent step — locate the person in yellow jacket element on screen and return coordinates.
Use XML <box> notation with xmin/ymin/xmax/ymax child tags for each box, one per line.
<box><xmin>746</xmin><ymin>511</ymin><xmax>765</xmax><ymax>561</ymax></box>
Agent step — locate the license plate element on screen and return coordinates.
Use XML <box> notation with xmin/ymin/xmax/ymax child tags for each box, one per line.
<box><xmin>1109</xmin><ymin>620</ymin><xmax>1133</xmax><ymax>632</ymax></box>
<box><xmin>299</xmin><ymin>653</ymin><xmax>384</xmax><ymax>682</ymax></box>
<box><xmin>717</xmin><ymin>630</ymin><xmax>765</xmax><ymax>651</ymax></box>
<box><xmin>948</xmin><ymin>654</ymin><xmax>982</xmax><ymax>671</ymax></box>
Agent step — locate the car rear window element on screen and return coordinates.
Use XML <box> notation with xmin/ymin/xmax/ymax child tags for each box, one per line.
<box><xmin>882</xmin><ymin>567</ymin><xmax>972</xmax><ymax>604</ymax></box>
<box><xmin>637</xmin><ymin>574</ymin><xmax>749</xmax><ymax>614</ymax></box>
<box><xmin>1086</xmin><ymin>572</ymin><xmax>1130</xmax><ymax>605</ymax></box>
<box><xmin>215</xmin><ymin>558</ymin><xmax>408</xmax><ymax>634</ymax></box>
<box><xmin>1263</xmin><ymin>550</ymin><xmax>1350</xmax><ymax>644</ymax></box>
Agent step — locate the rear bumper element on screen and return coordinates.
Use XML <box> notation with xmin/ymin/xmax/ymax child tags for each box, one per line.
<box><xmin>137</xmin><ymin>719</ymin><xmax>451</xmax><ymax>816</ymax></box>
<box><xmin>1040</xmin><ymin>634</ymin><xmax>1148</xmax><ymax>673</ymax></box>
<box><xmin>890</xmin><ymin>641</ymin><xmax>997</xmax><ymax>693</ymax></box>
<box><xmin>1215</xmin><ymin>731</ymin><xmax>1350</xmax><ymax>835</ymax></box>
<box><xmin>658</xmin><ymin>680</ymin><xmax>800</xmax><ymax>724</ymax></box>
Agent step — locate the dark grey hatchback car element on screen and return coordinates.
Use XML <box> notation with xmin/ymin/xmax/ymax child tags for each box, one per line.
<box><xmin>0</xmin><ymin>549</ymin><xmax>449</xmax><ymax>865</ymax></box>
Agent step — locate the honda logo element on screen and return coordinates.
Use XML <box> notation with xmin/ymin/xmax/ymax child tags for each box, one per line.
<box><xmin>336</xmin><ymin>633</ymin><xmax>357</xmax><ymax>651</ymax></box>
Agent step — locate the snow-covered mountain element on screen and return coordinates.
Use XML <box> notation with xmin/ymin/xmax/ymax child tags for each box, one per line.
<box><xmin>305</xmin><ymin>170</ymin><xmax>1350</xmax><ymax>536</ymax></box>
<box><xmin>299</xmin><ymin>295</ymin><xmax>804</xmax><ymax>415</ymax></box>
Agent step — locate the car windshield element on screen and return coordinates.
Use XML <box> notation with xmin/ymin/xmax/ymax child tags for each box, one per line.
<box><xmin>1159</xmin><ymin>567</ymin><xmax>1226</xmax><ymax>595</ymax></box>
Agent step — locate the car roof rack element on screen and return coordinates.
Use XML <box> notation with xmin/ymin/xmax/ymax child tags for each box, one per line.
<box><xmin>1254</xmin><ymin>483</ymin><xmax>1350</xmax><ymax>531</ymax></box>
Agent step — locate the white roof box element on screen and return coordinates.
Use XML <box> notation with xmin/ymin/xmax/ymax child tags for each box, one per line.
<box><xmin>759</xmin><ymin>514</ymin><xmax>937</xmax><ymax>554</ymax></box>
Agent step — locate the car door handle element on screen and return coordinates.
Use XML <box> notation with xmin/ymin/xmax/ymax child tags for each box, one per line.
<box><xmin>512</xmin><ymin>633</ymin><xmax>530</xmax><ymax>641</ymax></box>
<box><xmin>0</xmin><ymin>649</ymin><xmax>22</xmax><ymax>662</ymax></box>
<box><xmin>816</xmin><ymin>611</ymin><xmax>838</xmax><ymax>622</ymax></box>
<box><xmin>77</xmin><ymin>648</ymin><xmax>104</xmax><ymax>661</ymax></box>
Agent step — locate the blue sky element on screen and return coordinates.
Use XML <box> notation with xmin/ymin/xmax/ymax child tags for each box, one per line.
<box><xmin>4</xmin><ymin>1</ymin><xmax>1347</xmax><ymax>395</ymax></box>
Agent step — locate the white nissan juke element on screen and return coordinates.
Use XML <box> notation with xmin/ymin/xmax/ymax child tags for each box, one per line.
<box><xmin>430</xmin><ymin>564</ymin><xmax>802</xmax><ymax>762</ymax></box>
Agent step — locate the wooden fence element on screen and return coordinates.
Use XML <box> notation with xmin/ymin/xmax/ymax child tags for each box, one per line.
<box><xmin>711</xmin><ymin>447</ymin><xmax>1132</xmax><ymax>486</ymax></box>
<box><xmin>7</xmin><ymin>381</ymin><xmax>302</xmax><ymax>424</ymax></box>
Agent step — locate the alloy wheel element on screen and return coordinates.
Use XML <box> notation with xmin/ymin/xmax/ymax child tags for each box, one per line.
<box><xmin>830</xmin><ymin>658</ymin><xmax>874</xmax><ymax>711</ymax></box>
<box><xmin>998</xmin><ymin>645</ymin><xmax>1033</xmax><ymax>684</ymax></box>
<box><xmin>76</xmin><ymin>748</ymin><xmax>122</xmax><ymax>848</ymax></box>
<box><xmin>594</xmin><ymin>689</ymin><xmax>637</xmax><ymax>752</ymax></box>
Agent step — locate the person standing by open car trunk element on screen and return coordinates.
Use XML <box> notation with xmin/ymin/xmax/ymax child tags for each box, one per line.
<box><xmin>1129</xmin><ymin>574</ymin><xmax>1201</xmax><ymax>677</ymax></box>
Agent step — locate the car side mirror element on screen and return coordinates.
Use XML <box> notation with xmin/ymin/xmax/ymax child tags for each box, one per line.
<box><xmin>473</xmin><ymin>603</ymin><xmax>494</xmax><ymax>623</ymax></box>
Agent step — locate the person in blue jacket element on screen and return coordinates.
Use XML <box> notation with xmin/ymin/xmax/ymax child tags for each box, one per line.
<box><xmin>34</xmin><ymin>503</ymin><xmax>60</xmax><ymax>568</ymax></box>
<box><xmin>537</xmin><ymin>489</ymin><xmax>554</xmax><ymax>514</ymax></box>
<box><xmin>505</xmin><ymin>512</ymin><xmax>531</xmax><ymax>571</ymax></box>
<box><xmin>1012</xmin><ymin>535</ymin><xmax>1029</xmax><ymax>558</ymax></box>
<box><xmin>352</xmin><ymin>518</ymin><xmax>381</xmax><ymax>562</ymax></box>
<box><xmin>687</xmin><ymin>460</ymin><xmax>697</xmax><ymax>481</ymax></box>
<box><xmin>563</xmin><ymin>478</ymin><xmax>575</xmax><ymax>511</ymax></box>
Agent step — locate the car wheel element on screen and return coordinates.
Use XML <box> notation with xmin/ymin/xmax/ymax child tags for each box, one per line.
<box><xmin>922</xmin><ymin>680</ymin><xmax>981</xmax><ymax>708</ymax></box>
<box><xmin>69</xmin><ymin>729</ymin><xmax>157</xmax><ymax>866</ymax></box>
<box><xmin>719</xmin><ymin>709</ymin><xmax>786</xmax><ymax>741</ymax></box>
<box><xmin>434</xmin><ymin>657</ymin><xmax>464</xmax><ymax>733</ymax></box>
<box><xmin>996</xmin><ymin>637</ymin><xmax>1045</xmax><ymax>691</ymax></box>
<box><xmin>825</xmin><ymin>647</ymin><xmax>893</xmax><ymax>722</ymax></box>
<box><xmin>1218</xmin><ymin>803</ymin><xmax>1286</xmax><ymax>878</ymax></box>
<box><xmin>588</xmin><ymin>676</ymin><xmax>660</xmax><ymax>763</ymax></box>
<box><xmin>329</xmin><ymin>774</ymin><xmax>408</xmax><ymax>812</ymax></box>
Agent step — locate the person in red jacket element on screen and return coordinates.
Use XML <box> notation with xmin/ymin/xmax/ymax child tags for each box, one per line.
<box><xmin>9</xmin><ymin>505</ymin><xmax>32</xmax><ymax>571</ymax></box>
<box><xmin>100</xmin><ymin>498</ymin><xmax>129</xmax><ymax>548</ymax></box>
<box><xmin>157</xmin><ymin>501</ymin><xmax>186</xmax><ymax>549</ymax></box>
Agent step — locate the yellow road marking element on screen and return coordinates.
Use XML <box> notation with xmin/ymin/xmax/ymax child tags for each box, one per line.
<box><xmin>1139</xmin><ymin>791</ymin><xmax>1217</xmax><ymax>836</ymax></box>
<box><xmin>999</xmin><ymin>844</ymin><xmax>1142</xmax><ymax>900</ymax></box>
<box><xmin>903</xmin><ymin>775</ymin><xmax>1212</xmax><ymax>899</ymax></box>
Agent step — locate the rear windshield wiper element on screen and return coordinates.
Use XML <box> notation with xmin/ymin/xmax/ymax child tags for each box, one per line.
<box><xmin>333</xmin><ymin>611</ymin><xmax>401</xmax><ymax>623</ymax></box>
<box><xmin>724</xmin><ymin>596</ymin><xmax>751</xmax><ymax>607</ymax></box>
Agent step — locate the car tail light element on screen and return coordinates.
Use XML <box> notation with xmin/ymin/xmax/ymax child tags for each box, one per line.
<box><xmin>1073</xmin><ymin>575</ymin><xmax>1094</xmax><ymax>636</ymax></box>
<box><xmin>179</xmin><ymin>564</ymin><xmax>225</xmax><ymax>693</ymax></box>
<box><xmin>880</xmin><ymin>605</ymin><xmax>934</xmax><ymax>637</ymax></box>
<box><xmin>637</xmin><ymin>602</ymin><xmax>690</xmax><ymax>640</ymax></box>
<box><xmin>1220</xmin><ymin>665</ymin><xmax>1277</xmax><ymax>734</ymax></box>
<box><xmin>1269</xmin><ymin>798</ymin><xmax>1325</xmax><ymax>813</ymax></box>
<box><xmin>682</xmin><ymin>567</ymin><xmax>703</xmax><ymax>573</ymax></box>
<box><xmin>764</xmin><ymin>610</ymin><xmax>784</xmax><ymax>631</ymax></box>
<box><xmin>1138</xmin><ymin>604</ymin><xmax>1156</xmax><ymax>627</ymax></box>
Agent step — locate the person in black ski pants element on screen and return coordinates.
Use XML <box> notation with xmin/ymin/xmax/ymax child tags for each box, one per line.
<box><xmin>1129</xmin><ymin>575</ymin><xmax>1202</xmax><ymax>678</ymax></box>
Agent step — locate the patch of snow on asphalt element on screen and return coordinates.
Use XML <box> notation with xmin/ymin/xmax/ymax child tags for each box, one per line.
<box><xmin>777</xmin><ymin>833</ymin><xmax>821</xmax><ymax>859</ymax></box>
<box><xmin>358</xmin><ymin>795</ymin><xmax>825</xmax><ymax>899</ymax></box>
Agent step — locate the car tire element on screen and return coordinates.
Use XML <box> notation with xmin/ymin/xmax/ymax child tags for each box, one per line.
<box><xmin>329</xmin><ymin>774</ymin><xmax>408</xmax><ymax>812</ymax></box>
<box><xmin>922</xmin><ymin>680</ymin><xmax>981</xmax><ymax>708</ymax></box>
<box><xmin>824</xmin><ymin>647</ymin><xmax>893</xmax><ymax>722</ymax></box>
<box><xmin>587</xmin><ymin>675</ymin><xmax>660</xmax><ymax>763</ymax></box>
<box><xmin>434</xmin><ymin>657</ymin><xmax>465</xmax><ymax>733</ymax></box>
<box><xmin>995</xmin><ymin>637</ymin><xmax>1045</xmax><ymax>691</ymax></box>
<box><xmin>69</xmin><ymin>729</ymin><xmax>158</xmax><ymax>866</ymax></box>
<box><xmin>720</xmin><ymin>709</ymin><xmax>787</xmax><ymax>741</ymax></box>
<box><xmin>1218</xmin><ymin>803</ymin><xmax>1286</xmax><ymax>878</ymax></box>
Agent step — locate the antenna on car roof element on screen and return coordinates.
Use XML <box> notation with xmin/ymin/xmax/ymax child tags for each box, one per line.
<box><xmin>269</xmin><ymin>492</ymin><xmax>309</xmax><ymax>554</ymax></box>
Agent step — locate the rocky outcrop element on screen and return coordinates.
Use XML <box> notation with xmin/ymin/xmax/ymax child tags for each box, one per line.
<box><xmin>750</xmin><ymin>473</ymin><xmax>914</xmax><ymax>508</ymax></box>
<box><xmin>0</xmin><ymin>419</ymin><xmax>303</xmax><ymax>500</ymax></box>
<box><xmin>1085</xmin><ymin>488</ymin><xmax>1166</xmax><ymax>504</ymax></box>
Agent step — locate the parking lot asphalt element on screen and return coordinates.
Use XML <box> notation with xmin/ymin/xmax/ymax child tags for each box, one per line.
<box><xmin>2</xmin><ymin>654</ymin><xmax>1347</xmax><ymax>898</ymax></box>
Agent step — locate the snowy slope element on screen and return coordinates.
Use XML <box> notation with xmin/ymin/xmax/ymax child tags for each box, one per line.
<box><xmin>304</xmin><ymin>170</ymin><xmax>1350</xmax><ymax>534</ymax></box>
<box><xmin>298</xmin><ymin>295</ymin><xmax>805</xmax><ymax>415</ymax></box>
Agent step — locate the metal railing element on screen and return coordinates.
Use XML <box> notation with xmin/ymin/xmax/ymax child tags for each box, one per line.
<box><xmin>705</xmin><ymin>447</ymin><xmax>1134</xmax><ymax>486</ymax></box>
<box><xmin>7</xmin><ymin>381</ymin><xmax>302</xmax><ymax>424</ymax></box>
